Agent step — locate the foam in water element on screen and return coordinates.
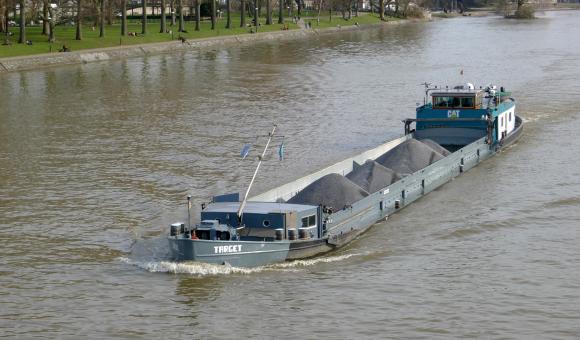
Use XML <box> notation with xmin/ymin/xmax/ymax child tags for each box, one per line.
<box><xmin>119</xmin><ymin>253</ymin><xmax>360</xmax><ymax>276</ymax></box>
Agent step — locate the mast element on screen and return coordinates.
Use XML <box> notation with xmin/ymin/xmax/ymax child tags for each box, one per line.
<box><xmin>237</xmin><ymin>125</ymin><xmax>277</xmax><ymax>222</ymax></box>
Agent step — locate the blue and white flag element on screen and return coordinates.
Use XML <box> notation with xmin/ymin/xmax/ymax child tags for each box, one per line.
<box><xmin>278</xmin><ymin>142</ymin><xmax>285</xmax><ymax>161</ymax></box>
<box><xmin>241</xmin><ymin>144</ymin><xmax>252</xmax><ymax>159</ymax></box>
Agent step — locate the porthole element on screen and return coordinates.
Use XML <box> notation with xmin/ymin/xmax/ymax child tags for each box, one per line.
<box><xmin>263</xmin><ymin>220</ymin><xmax>270</xmax><ymax>227</ymax></box>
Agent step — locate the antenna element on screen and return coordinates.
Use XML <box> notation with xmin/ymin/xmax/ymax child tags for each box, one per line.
<box><xmin>421</xmin><ymin>82</ymin><xmax>432</xmax><ymax>105</ymax></box>
<box><xmin>237</xmin><ymin>125</ymin><xmax>277</xmax><ymax>222</ymax></box>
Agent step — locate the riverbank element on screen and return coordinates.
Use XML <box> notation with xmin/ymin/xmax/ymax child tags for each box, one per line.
<box><xmin>0</xmin><ymin>19</ymin><xmax>406</xmax><ymax>73</ymax></box>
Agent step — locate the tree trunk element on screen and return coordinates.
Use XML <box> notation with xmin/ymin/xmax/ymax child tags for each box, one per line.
<box><xmin>3</xmin><ymin>7</ymin><xmax>9</xmax><ymax>39</ymax></box>
<box><xmin>170</xmin><ymin>0</ymin><xmax>175</xmax><ymax>26</ymax></box>
<box><xmin>266</xmin><ymin>0</ymin><xmax>271</xmax><ymax>24</ymax></box>
<box><xmin>178</xmin><ymin>0</ymin><xmax>183</xmax><ymax>31</ymax></box>
<box><xmin>48</xmin><ymin>5</ymin><xmax>55</xmax><ymax>42</ymax></box>
<box><xmin>348</xmin><ymin>0</ymin><xmax>352</xmax><ymax>19</ymax></box>
<box><xmin>226</xmin><ymin>0</ymin><xmax>231</xmax><ymax>28</ymax></box>
<box><xmin>240</xmin><ymin>0</ymin><xmax>245</xmax><ymax>27</ymax></box>
<box><xmin>297</xmin><ymin>0</ymin><xmax>301</xmax><ymax>17</ymax></box>
<box><xmin>160</xmin><ymin>0</ymin><xmax>166</xmax><ymax>32</ymax></box>
<box><xmin>18</xmin><ymin>0</ymin><xmax>24</xmax><ymax>43</ymax></box>
<box><xmin>76</xmin><ymin>0</ymin><xmax>82</xmax><ymax>40</ymax></box>
<box><xmin>141</xmin><ymin>0</ymin><xmax>147</xmax><ymax>34</ymax></box>
<box><xmin>99</xmin><ymin>0</ymin><xmax>105</xmax><ymax>37</ymax></box>
<box><xmin>278</xmin><ymin>0</ymin><xmax>284</xmax><ymax>23</ymax></box>
<box><xmin>121</xmin><ymin>0</ymin><xmax>127</xmax><ymax>35</ymax></box>
<box><xmin>210</xmin><ymin>0</ymin><xmax>215</xmax><ymax>29</ymax></box>
<box><xmin>379</xmin><ymin>0</ymin><xmax>384</xmax><ymax>20</ymax></box>
<box><xmin>42</xmin><ymin>0</ymin><xmax>49</xmax><ymax>35</ymax></box>
<box><xmin>254</xmin><ymin>0</ymin><xmax>258</xmax><ymax>30</ymax></box>
<box><xmin>195</xmin><ymin>0</ymin><xmax>200</xmax><ymax>30</ymax></box>
<box><xmin>107</xmin><ymin>0</ymin><xmax>113</xmax><ymax>25</ymax></box>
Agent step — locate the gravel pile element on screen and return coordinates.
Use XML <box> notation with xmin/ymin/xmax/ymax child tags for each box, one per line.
<box><xmin>375</xmin><ymin>139</ymin><xmax>445</xmax><ymax>176</ymax></box>
<box><xmin>346</xmin><ymin>160</ymin><xmax>401</xmax><ymax>193</ymax></box>
<box><xmin>420</xmin><ymin>139</ymin><xmax>451</xmax><ymax>156</ymax></box>
<box><xmin>288</xmin><ymin>173</ymin><xmax>369</xmax><ymax>209</ymax></box>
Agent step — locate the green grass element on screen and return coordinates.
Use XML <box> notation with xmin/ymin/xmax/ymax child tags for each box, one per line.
<box><xmin>301</xmin><ymin>12</ymin><xmax>400</xmax><ymax>29</ymax></box>
<box><xmin>0</xmin><ymin>17</ymin><xmax>298</xmax><ymax>58</ymax></box>
<box><xmin>0</xmin><ymin>12</ymin><xmax>400</xmax><ymax>58</ymax></box>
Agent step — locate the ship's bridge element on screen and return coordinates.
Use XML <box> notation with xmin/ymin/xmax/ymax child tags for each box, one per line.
<box><xmin>414</xmin><ymin>83</ymin><xmax>515</xmax><ymax>147</ymax></box>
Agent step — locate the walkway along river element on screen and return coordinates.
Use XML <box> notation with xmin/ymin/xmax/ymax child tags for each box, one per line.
<box><xmin>1</xmin><ymin>10</ymin><xmax>580</xmax><ymax>339</ymax></box>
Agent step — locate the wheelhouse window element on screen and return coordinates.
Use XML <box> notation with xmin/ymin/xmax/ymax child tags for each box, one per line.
<box><xmin>301</xmin><ymin>215</ymin><xmax>316</xmax><ymax>228</ymax></box>
<box><xmin>433</xmin><ymin>96</ymin><xmax>475</xmax><ymax>109</ymax></box>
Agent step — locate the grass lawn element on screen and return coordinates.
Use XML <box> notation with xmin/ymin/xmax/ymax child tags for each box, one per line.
<box><xmin>0</xmin><ymin>17</ymin><xmax>297</xmax><ymax>58</ymax></box>
<box><xmin>301</xmin><ymin>12</ymin><xmax>400</xmax><ymax>29</ymax></box>
<box><xmin>0</xmin><ymin>12</ymin><xmax>399</xmax><ymax>58</ymax></box>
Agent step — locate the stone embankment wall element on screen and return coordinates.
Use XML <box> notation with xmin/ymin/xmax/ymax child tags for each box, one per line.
<box><xmin>0</xmin><ymin>21</ymin><xmax>405</xmax><ymax>73</ymax></box>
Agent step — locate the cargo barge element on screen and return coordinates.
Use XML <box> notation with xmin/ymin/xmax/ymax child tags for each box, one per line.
<box><xmin>168</xmin><ymin>83</ymin><xmax>523</xmax><ymax>267</ymax></box>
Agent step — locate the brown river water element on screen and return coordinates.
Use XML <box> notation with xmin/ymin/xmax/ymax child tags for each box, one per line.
<box><xmin>1</xmin><ymin>10</ymin><xmax>580</xmax><ymax>339</ymax></box>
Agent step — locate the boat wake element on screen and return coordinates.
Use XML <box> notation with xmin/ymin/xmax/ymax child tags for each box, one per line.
<box><xmin>119</xmin><ymin>236</ymin><xmax>361</xmax><ymax>276</ymax></box>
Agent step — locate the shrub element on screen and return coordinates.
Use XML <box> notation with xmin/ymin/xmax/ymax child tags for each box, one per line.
<box><xmin>514</xmin><ymin>4</ymin><xmax>535</xmax><ymax>19</ymax></box>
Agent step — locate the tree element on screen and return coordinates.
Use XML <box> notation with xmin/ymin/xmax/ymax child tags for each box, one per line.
<box><xmin>240</xmin><ymin>0</ymin><xmax>246</xmax><ymax>27</ymax></box>
<box><xmin>226</xmin><ymin>0</ymin><xmax>231</xmax><ymax>28</ymax></box>
<box><xmin>178</xmin><ymin>0</ymin><xmax>184</xmax><ymax>32</ymax></box>
<box><xmin>42</xmin><ymin>0</ymin><xmax>49</xmax><ymax>35</ymax></box>
<box><xmin>121</xmin><ymin>0</ymin><xmax>127</xmax><ymax>35</ymax></box>
<box><xmin>141</xmin><ymin>0</ymin><xmax>147</xmax><ymax>34</ymax></box>
<box><xmin>379</xmin><ymin>0</ymin><xmax>384</xmax><ymax>19</ymax></box>
<box><xmin>296</xmin><ymin>0</ymin><xmax>302</xmax><ymax>17</ymax></box>
<box><xmin>266</xmin><ymin>0</ymin><xmax>271</xmax><ymax>24</ymax></box>
<box><xmin>278</xmin><ymin>0</ymin><xmax>284</xmax><ymax>23</ymax></box>
<box><xmin>194</xmin><ymin>0</ymin><xmax>200</xmax><ymax>30</ymax></box>
<box><xmin>210</xmin><ymin>0</ymin><xmax>215</xmax><ymax>29</ymax></box>
<box><xmin>18</xmin><ymin>0</ymin><xmax>24</xmax><ymax>43</ymax></box>
<box><xmin>76</xmin><ymin>0</ymin><xmax>82</xmax><ymax>40</ymax></box>
<box><xmin>47</xmin><ymin>2</ymin><xmax>55</xmax><ymax>42</ymax></box>
<box><xmin>160</xmin><ymin>0</ymin><xmax>166</xmax><ymax>33</ymax></box>
<box><xmin>99</xmin><ymin>0</ymin><xmax>105</xmax><ymax>37</ymax></box>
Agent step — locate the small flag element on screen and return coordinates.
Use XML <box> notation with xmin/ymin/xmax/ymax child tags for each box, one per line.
<box><xmin>278</xmin><ymin>142</ymin><xmax>285</xmax><ymax>161</ymax></box>
<box><xmin>241</xmin><ymin>144</ymin><xmax>252</xmax><ymax>159</ymax></box>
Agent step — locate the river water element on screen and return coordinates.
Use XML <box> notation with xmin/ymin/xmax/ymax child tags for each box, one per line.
<box><xmin>1</xmin><ymin>10</ymin><xmax>580</xmax><ymax>339</ymax></box>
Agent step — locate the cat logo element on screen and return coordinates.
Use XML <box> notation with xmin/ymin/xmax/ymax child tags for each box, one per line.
<box><xmin>447</xmin><ymin>110</ymin><xmax>460</xmax><ymax>119</ymax></box>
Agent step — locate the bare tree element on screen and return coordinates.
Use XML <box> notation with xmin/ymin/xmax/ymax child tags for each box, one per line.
<box><xmin>99</xmin><ymin>0</ymin><xmax>105</xmax><ymax>37</ymax></box>
<box><xmin>76</xmin><ymin>0</ymin><xmax>82</xmax><ymax>40</ymax></box>
<box><xmin>266</xmin><ymin>0</ymin><xmax>271</xmax><ymax>24</ymax></box>
<box><xmin>278</xmin><ymin>0</ymin><xmax>283</xmax><ymax>23</ymax></box>
<box><xmin>194</xmin><ymin>0</ymin><xmax>199</xmax><ymax>30</ymax></box>
<box><xmin>240</xmin><ymin>0</ymin><xmax>246</xmax><ymax>27</ymax></box>
<box><xmin>226</xmin><ymin>0</ymin><xmax>231</xmax><ymax>28</ymax></box>
<box><xmin>18</xmin><ymin>0</ymin><xmax>24</xmax><ymax>43</ymax></box>
<box><xmin>141</xmin><ymin>0</ymin><xmax>147</xmax><ymax>34</ymax></box>
<box><xmin>178</xmin><ymin>0</ymin><xmax>183</xmax><ymax>31</ymax></box>
<box><xmin>160</xmin><ymin>0</ymin><xmax>166</xmax><ymax>32</ymax></box>
<box><xmin>121</xmin><ymin>0</ymin><xmax>127</xmax><ymax>35</ymax></box>
<box><xmin>210</xmin><ymin>0</ymin><xmax>215</xmax><ymax>29</ymax></box>
<box><xmin>379</xmin><ymin>0</ymin><xmax>384</xmax><ymax>19</ymax></box>
<box><xmin>47</xmin><ymin>2</ymin><xmax>55</xmax><ymax>42</ymax></box>
<box><xmin>42</xmin><ymin>0</ymin><xmax>49</xmax><ymax>35</ymax></box>
<box><xmin>170</xmin><ymin>0</ymin><xmax>175</xmax><ymax>26</ymax></box>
